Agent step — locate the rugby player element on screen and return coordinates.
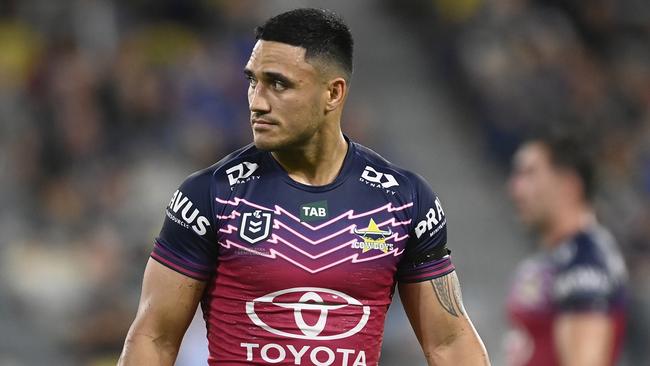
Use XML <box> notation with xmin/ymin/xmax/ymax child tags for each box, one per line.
<box><xmin>119</xmin><ymin>8</ymin><xmax>489</xmax><ymax>365</ymax></box>
<box><xmin>506</xmin><ymin>134</ymin><xmax>627</xmax><ymax>366</ymax></box>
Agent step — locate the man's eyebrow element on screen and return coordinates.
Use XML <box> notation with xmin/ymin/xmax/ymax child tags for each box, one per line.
<box><xmin>243</xmin><ymin>69</ymin><xmax>295</xmax><ymax>86</ymax></box>
<box><xmin>262</xmin><ymin>71</ymin><xmax>291</xmax><ymax>84</ymax></box>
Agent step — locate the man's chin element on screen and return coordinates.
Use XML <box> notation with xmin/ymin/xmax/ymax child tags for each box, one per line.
<box><xmin>252</xmin><ymin>137</ymin><xmax>280</xmax><ymax>152</ymax></box>
<box><xmin>252</xmin><ymin>131</ymin><xmax>311</xmax><ymax>152</ymax></box>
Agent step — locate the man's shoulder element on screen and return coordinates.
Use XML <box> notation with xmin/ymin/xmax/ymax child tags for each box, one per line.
<box><xmin>552</xmin><ymin>223</ymin><xmax>627</xmax><ymax>279</ymax></box>
<box><xmin>569</xmin><ymin>225</ymin><xmax>620</xmax><ymax>263</ymax></box>
<box><xmin>180</xmin><ymin>144</ymin><xmax>265</xmax><ymax>191</ymax></box>
<box><xmin>550</xmin><ymin>223</ymin><xmax>627</xmax><ymax>310</ymax></box>
<box><xmin>209</xmin><ymin>143</ymin><xmax>265</xmax><ymax>173</ymax></box>
<box><xmin>353</xmin><ymin>141</ymin><xmax>435</xmax><ymax>195</ymax></box>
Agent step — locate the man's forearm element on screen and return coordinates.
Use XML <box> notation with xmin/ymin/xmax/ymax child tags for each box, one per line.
<box><xmin>118</xmin><ymin>332</ymin><xmax>179</xmax><ymax>366</ymax></box>
<box><xmin>400</xmin><ymin>273</ymin><xmax>491</xmax><ymax>366</ymax></box>
<box><xmin>423</xmin><ymin>320</ymin><xmax>490</xmax><ymax>366</ymax></box>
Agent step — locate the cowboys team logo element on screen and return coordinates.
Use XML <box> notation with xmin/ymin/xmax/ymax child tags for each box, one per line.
<box><xmin>352</xmin><ymin>218</ymin><xmax>394</xmax><ymax>253</ymax></box>
<box><xmin>239</xmin><ymin>209</ymin><xmax>273</xmax><ymax>245</ymax></box>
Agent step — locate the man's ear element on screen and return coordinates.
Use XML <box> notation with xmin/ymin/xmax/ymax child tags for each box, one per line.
<box><xmin>325</xmin><ymin>77</ymin><xmax>347</xmax><ymax>112</ymax></box>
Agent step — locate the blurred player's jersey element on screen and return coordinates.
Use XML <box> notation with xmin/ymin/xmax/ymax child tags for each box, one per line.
<box><xmin>151</xmin><ymin>137</ymin><xmax>453</xmax><ymax>365</ymax></box>
<box><xmin>506</xmin><ymin>223</ymin><xmax>627</xmax><ymax>366</ymax></box>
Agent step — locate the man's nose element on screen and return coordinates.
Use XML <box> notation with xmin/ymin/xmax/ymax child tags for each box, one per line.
<box><xmin>249</xmin><ymin>84</ymin><xmax>270</xmax><ymax>113</ymax></box>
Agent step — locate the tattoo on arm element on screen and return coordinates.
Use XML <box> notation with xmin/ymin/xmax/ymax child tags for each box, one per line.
<box><xmin>430</xmin><ymin>272</ymin><xmax>465</xmax><ymax>317</ymax></box>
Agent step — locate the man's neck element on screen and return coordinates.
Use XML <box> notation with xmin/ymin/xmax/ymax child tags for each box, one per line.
<box><xmin>271</xmin><ymin>131</ymin><xmax>348</xmax><ymax>186</ymax></box>
<box><xmin>540</xmin><ymin>203</ymin><xmax>594</xmax><ymax>248</ymax></box>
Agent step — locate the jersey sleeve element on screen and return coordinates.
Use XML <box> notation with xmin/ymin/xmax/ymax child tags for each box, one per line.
<box><xmin>552</xmin><ymin>237</ymin><xmax>617</xmax><ymax>312</ymax></box>
<box><xmin>151</xmin><ymin>169</ymin><xmax>218</xmax><ymax>281</ymax></box>
<box><xmin>396</xmin><ymin>173</ymin><xmax>454</xmax><ymax>283</ymax></box>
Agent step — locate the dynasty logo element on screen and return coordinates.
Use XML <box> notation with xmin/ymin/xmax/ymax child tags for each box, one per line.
<box><xmin>227</xmin><ymin>161</ymin><xmax>260</xmax><ymax>190</ymax></box>
<box><xmin>359</xmin><ymin>166</ymin><xmax>399</xmax><ymax>195</ymax></box>
<box><xmin>351</xmin><ymin>218</ymin><xmax>394</xmax><ymax>253</ymax></box>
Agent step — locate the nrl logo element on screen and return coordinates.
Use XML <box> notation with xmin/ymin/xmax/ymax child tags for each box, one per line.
<box><xmin>352</xmin><ymin>218</ymin><xmax>394</xmax><ymax>253</ymax></box>
<box><xmin>239</xmin><ymin>209</ymin><xmax>273</xmax><ymax>245</ymax></box>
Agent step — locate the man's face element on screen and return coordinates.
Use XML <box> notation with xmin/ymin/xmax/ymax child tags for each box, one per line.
<box><xmin>508</xmin><ymin>142</ymin><xmax>561</xmax><ymax>230</ymax></box>
<box><xmin>244</xmin><ymin>40</ymin><xmax>328</xmax><ymax>151</ymax></box>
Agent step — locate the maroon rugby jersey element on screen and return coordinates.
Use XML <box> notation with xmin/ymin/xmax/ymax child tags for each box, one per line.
<box><xmin>151</xmin><ymin>138</ymin><xmax>453</xmax><ymax>365</ymax></box>
<box><xmin>505</xmin><ymin>223</ymin><xmax>627</xmax><ymax>366</ymax></box>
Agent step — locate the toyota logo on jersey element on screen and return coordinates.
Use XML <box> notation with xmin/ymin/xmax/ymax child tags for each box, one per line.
<box><xmin>246</xmin><ymin>287</ymin><xmax>370</xmax><ymax>341</ymax></box>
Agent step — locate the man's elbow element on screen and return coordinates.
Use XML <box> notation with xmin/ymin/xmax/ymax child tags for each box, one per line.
<box><xmin>119</xmin><ymin>325</ymin><xmax>180</xmax><ymax>365</ymax></box>
<box><xmin>423</xmin><ymin>330</ymin><xmax>462</xmax><ymax>362</ymax></box>
<box><xmin>425</xmin><ymin>329</ymin><xmax>463</xmax><ymax>356</ymax></box>
<box><xmin>423</xmin><ymin>326</ymin><xmax>490</xmax><ymax>365</ymax></box>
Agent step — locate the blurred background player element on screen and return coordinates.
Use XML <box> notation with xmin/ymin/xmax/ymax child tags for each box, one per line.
<box><xmin>506</xmin><ymin>133</ymin><xmax>627</xmax><ymax>366</ymax></box>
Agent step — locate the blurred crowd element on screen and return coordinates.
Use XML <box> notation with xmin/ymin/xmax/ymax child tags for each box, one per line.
<box><xmin>389</xmin><ymin>0</ymin><xmax>650</xmax><ymax>363</ymax></box>
<box><xmin>0</xmin><ymin>2</ymin><xmax>378</xmax><ymax>365</ymax></box>
<box><xmin>0</xmin><ymin>1</ymin><xmax>272</xmax><ymax>364</ymax></box>
<box><xmin>1</xmin><ymin>0</ymin><xmax>649</xmax><ymax>364</ymax></box>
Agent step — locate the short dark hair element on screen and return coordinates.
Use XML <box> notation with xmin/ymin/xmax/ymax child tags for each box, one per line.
<box><xmin>534</xmin><ymin>132</ymin><xmax>597</xmax><ymax>201</ymax></box>
<box><xmin>255</xmin><ymin>8</ymin><xmax>353</xmax><ymax>79</ymax></box>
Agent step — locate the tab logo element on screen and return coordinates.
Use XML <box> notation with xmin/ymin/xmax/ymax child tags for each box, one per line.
<box><xmin>227</xmin><ymin>162</ymin><xmax>259</xmax><ymax>187</ymax></box>
<box><xmin>300</xmin><ymin>201</ymin><xmax>328</xmax><ymax>222</ymax></box>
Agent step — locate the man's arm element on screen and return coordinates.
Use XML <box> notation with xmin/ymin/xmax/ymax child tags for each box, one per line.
<box><xmin>554</xmin><ymin>313</ymin><xmax>614</xmax><ymax>366</ymax></box>
<box><xmin>399</xmin><ymin>271</ymin><xmax>490</xmax><ymax>366</ymax></box>
<box><xmin>118</xmin><ymin>258</ymin><xmax>206</xmax><ymax>366</ymax></box>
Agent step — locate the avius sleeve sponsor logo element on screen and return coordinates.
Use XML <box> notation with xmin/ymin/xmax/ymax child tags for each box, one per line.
<box><xmin>167</xmin><ymin>190</ymin><xmax>211</xmax><ymax>236</ymax></box>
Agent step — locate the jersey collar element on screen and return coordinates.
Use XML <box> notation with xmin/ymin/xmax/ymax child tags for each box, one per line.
<box><xmin>263</xmin><ymin>135</ymin><xmax>357</xmax><ymax>193</ymax></box>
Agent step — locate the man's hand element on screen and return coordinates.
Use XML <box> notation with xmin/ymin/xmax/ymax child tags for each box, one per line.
<box><xmin>118</xmin><ymin>258</ymin><xmax>206</xmax><ymax>366</ymax></box>
<box><xmin>399</xmin><ymin>271</ymin><xmax>490</xmax><ymax>366</ymax></box>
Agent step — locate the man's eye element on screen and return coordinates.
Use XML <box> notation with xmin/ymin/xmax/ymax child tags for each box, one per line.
<box><xmin>246</xmin><ymin>76</ymin><xmax>257</xmax><ymax>87</ymax></box>
<box><xmin>272</xmin><ymin>80</ymin><xmax>286</xmax><ymax>91</ymax></box>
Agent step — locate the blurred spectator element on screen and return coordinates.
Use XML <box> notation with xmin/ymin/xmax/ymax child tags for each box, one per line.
<box><xmin>387</xmin><ymin>0</ymin><xmax>650</xmax><ymax>363</ymax></box>
<box><xmin>0</xmin><ymin>1</ymin><xmax>267</xmax><ymax>364</ymax></box>
<box><xmin>0</xmin><ymin>2</ymin><xmax>378</xmax><ymax>364</ymax></box>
